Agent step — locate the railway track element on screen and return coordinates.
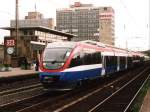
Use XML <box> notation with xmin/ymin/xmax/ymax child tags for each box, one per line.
<box><xmin>88</xmin><ymin>68</ymin><xmax>150</xmax><ymax>112</ymax></box>
<box><xmin>0</xmin><ymin>83</ymin><xmax>44</xmax><ymax>106</ymax></box>
<box><xmin>0</xmin><ymin>65</ymin><xmax>146</xmax><ymax>112</ymax></box>
<box><xmin>0</xmin><ymin>74</ymin><xmax>39</xmax><ymax>92</ymax></box>
<box><xmin>52</xmin><ymin>67</ymin><xmax>150</xmax><ymax>112</ymax></box>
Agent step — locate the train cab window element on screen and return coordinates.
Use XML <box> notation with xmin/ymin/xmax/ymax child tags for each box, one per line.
<box><xmin>43</xmin><ymin>48</ymin><xmax>71</xmax><ymax>69</ymax></box>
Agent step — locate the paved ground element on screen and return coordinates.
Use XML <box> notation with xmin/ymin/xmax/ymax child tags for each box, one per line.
<box><xmin>0</xmin><ymin>66</ymin><xmax>38</xmax><ymax>78</ymax></box>
<box><xmin>140</xmin><ymin>88</ymin><xmax>150</xmax><ymax>112</ymax></box>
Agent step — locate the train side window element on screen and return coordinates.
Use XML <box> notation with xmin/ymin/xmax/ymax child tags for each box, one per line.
<box><xmin>93</xmin><ymin>52</ymin><xmax>102</xmax><ymax>64</ymax></box>
<box><xmin>82</xmin><ymin>50</ymin><xmax>102</xmax><ymax>65</ymax></box>
<box><xmin>87</xmin><ymin>54</ymin><xmax>92</xmax><ymax>64</ymax></box>
<box><xmin>83</xmin><ymin>53</ymin><xmax>92</xmax><ymax>65</ymax></box>
<box><xmin>105</xmin><ymin>56</ymin><xmax>117</xmax><ymax>66</ymax></box>
<box><xmin>120</xmin><ymin>56</ymin><xmax>126</xmax><ymax>65</ymax></box>
<box><xmin>92</xmin><ymin>53</ymin><xmax>96</xmax><ymax>64</ymax></box>
<box><xmin>85</xmin><ymin>54</ymin><xmax>89</xmax><ymax>64</ymax></box>
<box><xmin>106</xmin><ymin>56</ymin><xmax>111</xmax><ymax>66</ymax></box>
<box><xmin>97</xmin><ymin>52</ymin><xmax>102</xmax><ymax>63</ymax></box>
<box><xmin>106</xmin><ymin>56</ymin><xmax>108</xmax><ymax>66</ymax></box>
<box><xmin>69</xmin><ymin>53</ymin><xmax>82</xmax><ymax>67</ymax></box>
<box><xmin>113</xmin><ymin>56</ymin><xmax>117</xmax><ymax>65</ymax></box>
<box><xmin>127</xmin><ymin>57</ymin><xmax>132</xmax><ymax>66</ymax></box>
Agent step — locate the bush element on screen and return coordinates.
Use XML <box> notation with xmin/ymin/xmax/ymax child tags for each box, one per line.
<box><xmin>0</xmin><ymin>64</ymin><xmax>4</xmax><ymax>68</ymax></box>
<box><xmin>21</xmin><ymin>64</ymin><xmax>25</xmax><ymax>69</ymax></box>
<box><xmin>0</xmin><ymin>64</ymin><xmax>5</xmax><ymax>71</ymax></box>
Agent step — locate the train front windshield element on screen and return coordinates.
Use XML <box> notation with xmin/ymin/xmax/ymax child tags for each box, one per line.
<box><xmin>43</xmin><ymin>48</ymin><xmax>71</xmax><ymax>70</ymax></box>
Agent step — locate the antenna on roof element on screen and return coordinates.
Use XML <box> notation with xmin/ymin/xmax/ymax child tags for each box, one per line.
<box><xmin>69</xmin><ymin>0</ymin><xmax>72</xmax><ymax>7</ymax></box>
<box><xmin>80</xmin><ymin>40</ymin><xmax>106</xmax><ymax>48</ymax></box>
<box><xmin>35</xmin><ymin>3</ymin><xmax>37</xmax><ymax>12</ymax></box>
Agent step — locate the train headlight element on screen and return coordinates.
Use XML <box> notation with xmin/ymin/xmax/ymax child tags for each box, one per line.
<box><xmin>44</xmin><ymin>76</ymin><xmax>49</xmax><ymax>80</ymax></box>
<box><xmin>43</xmin><ymin>62</ymin><xmax>46</xmax><ymax>66</ymax></box>
<box><xmin>43</xmin><ymin>76</ymin><xmax>53</xmax><ymax>83</ymax></box>
<box><xmin>61</xmin><ymin>63</ymin><xmax>64</xmax><ymax>66</ymax></box>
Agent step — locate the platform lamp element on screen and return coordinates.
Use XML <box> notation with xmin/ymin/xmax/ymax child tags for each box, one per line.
<box><xmin>15</xmin><ymin>0</ymin><xmax>19</xmax><ymax>56</ymax></box>
<box><xmin>149</xmin><ymin>7</ymin><xmax>150</xmax><ymax>53</ymax></box>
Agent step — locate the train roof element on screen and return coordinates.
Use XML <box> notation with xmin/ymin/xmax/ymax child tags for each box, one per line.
<box><xmin>80</xmin><ymin>40</ymin><xmax>145</xmax><ymax>57</ymax></box>
<box><xmin>46</xmin><ymin>41</ymin><xmax>145</xmax><ymax>57</ymax></box>
<box><xmin>46</xmin><ymin>41</ymin><xmax>76</xmax><ymax>48</ymax></box>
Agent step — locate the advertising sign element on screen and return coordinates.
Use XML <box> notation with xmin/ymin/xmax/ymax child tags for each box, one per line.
<box><xmin>100</xmin><ymin>12</ymin><xmax>113</xmax><ymax>20</ymax></box>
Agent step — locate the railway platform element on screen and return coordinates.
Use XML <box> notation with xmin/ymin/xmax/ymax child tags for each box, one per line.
<box><xmin>0</xmin><ymin>66</ymin><xmax>38</xmax><ymax>78</ymax></box>
<box><xmin>140</xmin><ymin>88</ymin><xmax>150</xmax><ymax>112</ymax></box>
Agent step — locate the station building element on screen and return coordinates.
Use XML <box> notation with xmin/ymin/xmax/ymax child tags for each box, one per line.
<box><xmin>0</xmin><ymin>44</ymin><xmax>4</xmax><ymax>64</ymax></box>
<box><xmin>1</xmin><ymin>11</ymin><xmax>76</xmax><ymax>67</ymax></box>
<box><xmin>2</xmin><ymin>26</ymin><xmax>76</xmax><ymax>67</ymax></box>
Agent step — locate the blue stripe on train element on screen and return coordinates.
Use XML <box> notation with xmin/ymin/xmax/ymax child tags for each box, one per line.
<box><xmin>105</xmin><ymin>64</ymin><xmax>127</xmax><ymax>75</ymax></box>
<box><xmin>120</xmin><ymin>64</ymin><xmax>126</xmax><ymax>70</ymax></box>
<box><xmin>39</xmin><ymin>67</ymin><xmax>102</xmax><ymax>82</ymax></box>
<box><xmin>105</xmin><ymin>65</ymin><xmax>118</xmax><ymax>74</ymax></box>
<box><xmin>61</xmin><ymin>68</ymin><xmax>102</xmax><ymax>81</ymax></box>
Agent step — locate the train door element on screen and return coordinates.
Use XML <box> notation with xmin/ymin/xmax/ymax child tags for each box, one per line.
<box><xmin>101</xmin><ymin>55</ymin><xmax>106</xmax><ymax>76</ymax></box>
<box><xmin>117</xmin><ymin>56</ymin><xmax>120</xmax><ymax>71</ymax></box>
<box><xmin>125</xmin><ymin>56</ymin><xmax>128</xmax><ymax>69</ymax></box>
<box><xmin>113</xmin><ymin>56</ymin><xmax>118</xmax><ymax>72</ymax></box>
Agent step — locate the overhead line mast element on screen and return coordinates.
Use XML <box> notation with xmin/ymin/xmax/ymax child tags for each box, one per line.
<box><xmin>15</xmin><ymin>0</ymin><xmax>19</xmax><ymax>56</ymax></box>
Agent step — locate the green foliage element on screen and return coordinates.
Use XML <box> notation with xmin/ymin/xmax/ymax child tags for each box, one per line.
<box><xmin>4</xmin><ymin>64</ymin><xmax>9</xmax><ymax>68</ymax></box>
<box><xmin>131</xmin><ymin>79</ymin><xmax>150</xmax><ymax>112</ymax></box>
<box><xmin>21</xmin><ymin>64</ymin><xmax>25</xmax><ymax>69</ymax></box>
<box><xmin>0</xmin><ymin>64</ymin><xmax>4</xmax><ymax>68</ymax></box>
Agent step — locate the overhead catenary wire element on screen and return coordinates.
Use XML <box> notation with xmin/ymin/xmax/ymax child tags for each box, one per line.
<box><xmin>119</xmin><ymin>0</ymin><xmax>150</xmax><ymax>50</ymax></box>
<box><xmin>119</xmin><ymin>0</ymin><xmax>139</xmax><ymax>26</ymax></box>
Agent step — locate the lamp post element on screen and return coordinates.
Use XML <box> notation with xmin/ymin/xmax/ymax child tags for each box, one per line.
<box><xmin>15</xmin><ymin>0</ymin><xmax>19</xmax><ymax>56</ymax></box>
<box><xmin>149</xmin><ymin>1</ymin><xmax>150</xmax><ymax>51</ymax></box>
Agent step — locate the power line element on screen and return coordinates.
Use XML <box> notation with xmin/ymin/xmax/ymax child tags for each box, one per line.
<box><xmin>0</xmin><ymin>10</ymin><xmax>14</xmax><ymax>16</ymax></box>
<box><xmin>119</xmin><ymin>0</ymin><xmax>137</xmax><ymax>25</ymax></box>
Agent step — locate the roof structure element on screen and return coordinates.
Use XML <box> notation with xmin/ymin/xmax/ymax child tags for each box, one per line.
<box><xmin>1</xmin><ymin>26</ymin><xmax>77</xmax><ymax>40</ymax></box>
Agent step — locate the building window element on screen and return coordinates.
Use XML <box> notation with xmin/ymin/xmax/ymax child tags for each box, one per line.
<box><xmin>24</xmin><ymin>31</ymin><xmax>27</xmax><ymax>35</ymax></box>
<box><xmin>29</xmin><ymin>31</ymin><xmax>33</xmax><ymax>35</ymax></box>
<box><xmin>104</xmin><ymin>7</ymin><xmax>107</xmax><ymax>11</ymax></box>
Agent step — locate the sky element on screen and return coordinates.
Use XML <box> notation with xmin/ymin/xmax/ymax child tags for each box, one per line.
<box><xmin>0</xmin><ymin>0</ymin><xmax>149</xmax><ymax>51</ymax></box>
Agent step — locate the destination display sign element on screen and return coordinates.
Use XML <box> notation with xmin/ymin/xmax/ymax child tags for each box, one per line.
<box><xmin>5</xmin><ymin>39</ymin><xmax>15</xmax><ymax>47</ymax></box>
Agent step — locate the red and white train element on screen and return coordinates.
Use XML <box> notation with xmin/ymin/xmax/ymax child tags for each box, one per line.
<box><xmin>39</xmin><ymin>40</ymin><xmax>145</xmax><ymax>90</ymax></box>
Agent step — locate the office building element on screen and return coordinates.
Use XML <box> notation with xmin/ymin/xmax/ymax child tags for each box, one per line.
<box><xmin>56</xmin><ymin>2</ymin><xmax>115</xmax><ymax>45</ymax></box>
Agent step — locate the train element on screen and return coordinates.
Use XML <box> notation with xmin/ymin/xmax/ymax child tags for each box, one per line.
<box><xmin>39</xmin><ymin>40</ymin><xmax>145</xmax><ymax>90</ymax></box>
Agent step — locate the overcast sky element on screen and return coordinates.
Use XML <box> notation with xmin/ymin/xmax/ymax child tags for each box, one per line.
<box><xmin>0</xmin><ymin>0</ymin><xmax>149</xmax><ymax>50</ymax></box>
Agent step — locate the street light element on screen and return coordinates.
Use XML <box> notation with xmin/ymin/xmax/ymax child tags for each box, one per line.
<box><xmin>15</xmin><ymin>0</ymin><xmax>19</xmax><ymax>56</ymax></box>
